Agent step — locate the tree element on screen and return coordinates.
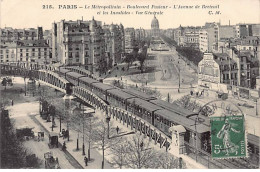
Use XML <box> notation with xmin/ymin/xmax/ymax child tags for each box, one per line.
<box><xmin>124</xmin><ymin>54</ymin><xmax>134</xmax><ymax>70</ymax></box>
<box><xmin>84</xmin><ymin>113</ymin><xmax>99</xmax><ymax>160</ymax></box>
<box><xmin>153</xmin><ymin>152</ymin><xmax>186</xmax><ymax>169</ymax></box>
<box><xmin>137</xmin><ymin>48</ymin><xmax>147</xmax><ymax>73</ymax></box>
<box><xmin>109</xmin><ymin>140</ymin><xmax>128</xmax><ymax>169</ymax></box>
<box><xmin>1</xmin><ymin>109</ymin><xmax>42</xmax><ymax>168</ymax></box>
<box><xmin>125</xmin><ymin>135</ymin><xmax>156</xmax><ymax>169</ymax></box>
<box><xmin>2</xmin><ymin>78</ymin><xmax>7</xmax><ymax>90</ymax></box>
<box><xmin>132</xmin><ymin>47</ymin><xmax>139</xmax><ymax>62</ymax></box>
<box><xmin>93</xmin><ymin>120</ymin><xmax>120</xmax><ymax>169</ymax></box>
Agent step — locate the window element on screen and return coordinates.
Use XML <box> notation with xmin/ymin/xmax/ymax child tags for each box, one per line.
<box><xmin>32</xmin><ymin>48</ymin><xmax>35</xmax><ymax>52</ymax></box>
<box><xmin>26</xmin><ymin>49</ymin><xmax>29</xmax><ymax>52</ymax></box>
<box><xmin>20</xmin><ymin>49</ymin><xmax>23</xmax><ymax>52</ymax></box>
<box><xmin>26</xmin><ymin>53</ymin><xmax>29</xmax><ymax>57</ymax></box>
<box><xmin>44</xmin><ymin>48</ymin><xmax>47</xmax><ymax>51</ymax></box>
<box><xmin>0</xmin><ymin>50</ymin><xmax>3</xmax><ymax>54</ymax></box>
<box><xmin>241</xmin><ymin>64</ymin><xmax>244</xmax><ymax>70</ymax></box>
<box><xmin>6</xmin><ymin>55</ymin><xmax>8</xmax><ymax>58</ymax></box>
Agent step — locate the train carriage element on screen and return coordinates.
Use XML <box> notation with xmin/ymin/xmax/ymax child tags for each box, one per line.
<box><xmin>154</xmin><ymin>108</ymin><xmax>210</xmax><ymax>151</ymax></box>
<box><xmin>78</xmin><ymin>77</ymin><xmax>99</xmax><ymax>90</ymax></box>
<box><xmin>149</xmin><ymin>99</ymin><xmax>194</xmax><ymax>117</ymax></box>
<box><xmin>58</xmin><ymin>68</ymin><xmax>71</xmax><ymax>77</ymax></box>
<box><xmin>126</xmin><ymin>98</ymin><xmax>162</xmax><ymax>124</ymax></box>
<box><xmin>107</xmin><ymin>89</ymin><xmax>136</xmax><ymax>109</ymax></box>
<box><xmin>122</xmin><ymin>88</ymin><xmax>157</xmax><ymax>101</ymax></box>
<box><xmin>66</xmin><ymin>72</ymin><xmax>85</xmax><ymax>86</ymax></box>
<box><xmin>91</xmin><ymin>82</ymin><xmax>116</xmax><ymax>102</ymax></box>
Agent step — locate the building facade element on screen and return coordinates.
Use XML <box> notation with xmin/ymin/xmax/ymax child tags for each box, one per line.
<box><xmin>0</xmin><ymin>43</ymin><xmax>17</xmax><ymax>63</ymax></box>
<box><xmin>16</xmin><ymin>40</ymin><xmax>51</xmax><ymax>64</ymax></box>
<box><xmin>184</xmin><ymin>32</ymin><xmax>199</xmax><ymax>48</ymax></box>
<box><xmin>52</xmin><ymin>18</ymin><xmax>108</xmax><ymax>73</ymax></box>
<box><xmin>0</xmin><ymin>27</ymin><xmax>43</xmax><ymax>42</ymax></box>
<box><xmin>135</xmin><ymin>28</ymin><xmax>146</xmax><ymax>41</ymax></box>
<box><xmin>124</xmin><ymin>28</ymin><xmax>136</xmax><ymax>53</ymax></box>
<box><xmin>199</xmin><ymin>27</ymin><xmax>217</xmax><ymax>52</ymax></box>
<box><xmin>103</xmin><ymin>23</ymin><xmax>125</xmax><ymax>66</ymax></box>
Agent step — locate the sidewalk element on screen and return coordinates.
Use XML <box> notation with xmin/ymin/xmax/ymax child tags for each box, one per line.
<box><xmin>33</xmin><ymin>113</ymin><xmax>114</xmax><ymax>169</ymax></box>
<box><xmin>94</xmin><ymin>108</ymin><xmax>207</xmax><ymax>169</ymax></box>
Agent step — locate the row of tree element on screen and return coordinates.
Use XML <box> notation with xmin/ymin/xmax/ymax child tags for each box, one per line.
<box><xmin>0</xmin><ymin>108</ymin><xmax>42</xmax><ymax>168</ymax></box>
<box><xmin>124</xmin><ymin>40</ymin><xmax>148</xmax><ymax>73</ymax></box>
<box><xmin>38</xmin><ymin>86</ymin><xmax>186</xmax><ymax>169</ymax></box>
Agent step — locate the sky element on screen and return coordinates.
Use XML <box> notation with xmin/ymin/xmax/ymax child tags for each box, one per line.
<box><xmin>0</xmin><ymin>0</ymin><xmax>259</xmax><ymax>30</ymax></box>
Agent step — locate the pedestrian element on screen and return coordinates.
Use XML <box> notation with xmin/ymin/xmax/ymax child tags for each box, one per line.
<box><xmin>84</xmin><ymin>156</ymin><xmax>88</xmax><ymax>166</ymax></box>
<box><xmin>116</xmin><ymin>126</ymin><xmax>119</xmax><ymax>134</ymax></box>
<box><xmin>62</xmin><ymin>129</ymin><xmax>65</xmax><ymax>139</ymax></box>
<box><xmin>62</xmin><ymin>141</ymin><xmax>66</xmax><ymax>151</ymax></box>
<box><xmin>11</xmin><ymin>100</ymin><xmax>14</xmax><ymax>106</ymax></box>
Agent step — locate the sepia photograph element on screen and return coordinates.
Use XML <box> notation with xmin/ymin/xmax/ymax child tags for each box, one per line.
<box><xmin>0</xmin><ymin>0</ymin><xmax>259</xmax><ymax>169</ymax></box>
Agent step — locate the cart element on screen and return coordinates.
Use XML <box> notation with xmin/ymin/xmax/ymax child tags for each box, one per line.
<box><xmin>34</xmin><ymin>131</ymin><xmax>44</xmax><ymax>141</ymax></box>
<box><xmin>16</xmin><ymin>126</ymin><xmax>35</xmax><ymax>141</ymax></box>
<box><xmin>48</xmin><ymin>132</ymin><xmax>59</xmax><ymax>148</ymax></box>
<box><xmin>44</xmin><ymin>152</ymin><xmax>60</xmax><ymax>169</ymax></box>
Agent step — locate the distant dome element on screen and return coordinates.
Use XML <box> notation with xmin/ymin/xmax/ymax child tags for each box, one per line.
<box><xmin>151</xmin><ymin>15</ymin><xmax>159</xmax><ymax>29</ymax></box>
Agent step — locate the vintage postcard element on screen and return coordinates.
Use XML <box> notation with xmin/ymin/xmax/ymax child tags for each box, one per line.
<box><xmin>0</xmin><ymin>0</ymin><xmax>259</xmax><ymax>169</ymax></box>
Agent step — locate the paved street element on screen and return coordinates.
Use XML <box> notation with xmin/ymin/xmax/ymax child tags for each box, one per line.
<box><xmin>104</xmin><ymin>41</ymin><xmax>198</xmax><ymax>102</ymax></box>
<box><xmin>190</xmin><ymin>91</ymin><xmax>260</xmax><ymax>137</ymax></box>
<box><xmin>7</xmin><ymin>102</ymin><xmax>74</xmax><ymax>169</ymax></box>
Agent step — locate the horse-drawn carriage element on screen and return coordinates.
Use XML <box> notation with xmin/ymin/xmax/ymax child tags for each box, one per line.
<box><xmin>16</xmin><ymin>126</ymin><xmax>35</xmax><ymax>141</ymax></box>
<box><xmin>44</xmin><ymin>152</ymin><xmax>60</xmax><ymax>169</ymax></box>
<box><xmin>48</xmin><ymin>132</ymin><xmax>59</xmax><ymax>148</ymax></box>
<box><xmin>34</xmin><ymin>131</ymin><xmax>45</xmax><ymax>141</ymax></box>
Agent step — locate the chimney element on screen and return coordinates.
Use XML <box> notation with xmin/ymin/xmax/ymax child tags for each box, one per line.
<box><xmin>229</xmin><ymin>20</ymin><xmax>230</xmax><ymax>26</ymax></box>
<box><xmin>82</xmin><ymin>16</ymin><xmax>83</xmax><ymax>21</ymax></box>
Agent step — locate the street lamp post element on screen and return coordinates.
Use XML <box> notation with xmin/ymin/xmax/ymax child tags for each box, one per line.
<box><xmin>106</xmin><ymin>116</ymin><xmax>111</xmax><ymax>139</ymax></box>
<box><xmin>63</xmin><ymin>94</ymin><xmax>74</xmax><ymax>142</ymax></box>
<box><xmin>24</xmin><ymin>77</ymin><xmax>27</xmax><ymax>96</ymax></box>
<box><xmin>82</xmin><ymin>120</ymin><xmax>85</xmax><ymax>155</ymax></box>
<box><xmin>177</xmin><ymin>66</ymin><xmax>181</xmax><ymax>93</ymax></box>
<box><xmin>256</xmin><ymin>99</ymin><xmax>258</xmax><ymax>116</ymax></box>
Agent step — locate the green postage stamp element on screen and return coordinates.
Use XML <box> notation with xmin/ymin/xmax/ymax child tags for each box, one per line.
<box><xmin>210</xmin><ymin>116</ymin><xmax>247</xmax><ymax>159</ymax></box>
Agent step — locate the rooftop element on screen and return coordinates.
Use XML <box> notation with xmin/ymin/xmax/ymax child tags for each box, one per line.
<box><xmin>107</xmin><ymin>89</ymin><xmax>135</xmax><ymax>99</ymax></box>
<box><xmin>127</xmin><ymin>98</ymin><xmax>162</xmax><ymax>112</ymax></box>
<box><xmin>17</xmin><ymin>40</ymin><xmax>49</xmax><ymax>47</ymax></box>
<box><xmin>122</xmin><ymin>88</ymin><xmax>157</xmax><ymax>101</ymax></box>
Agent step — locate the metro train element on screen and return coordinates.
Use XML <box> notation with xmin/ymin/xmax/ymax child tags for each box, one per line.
<box><xmin>58</xmin><ymin>68</ymin><xmax>260</xmax><ymax>169</ymax></box>
<box><xmin>58</xmin><ymin>68</ymin><xmax>210</xmax><ymax>145</ymax></box>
